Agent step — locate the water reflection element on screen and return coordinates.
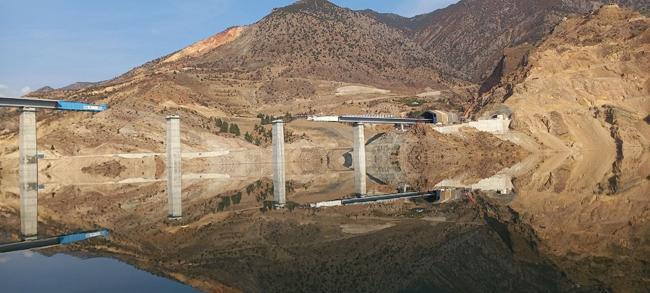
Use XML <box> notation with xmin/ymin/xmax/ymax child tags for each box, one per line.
<box><xmin>0</xmin><ymin>141</ymin><xmax>648</xmax><ymax>292</ymax></box>
<box><xmin>0</xmin><ymin>251</ymin><xmax>197</xmax><ymax>292</ymax></box>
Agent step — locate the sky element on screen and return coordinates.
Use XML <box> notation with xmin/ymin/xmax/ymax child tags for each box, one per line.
<box><xmin>0</xmin><ymin>0</ymin><xmax>457</xmax><ymax>97</ymax></box>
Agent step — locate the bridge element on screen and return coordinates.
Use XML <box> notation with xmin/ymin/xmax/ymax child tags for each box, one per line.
<box><xmin>0</xmin><ymin>96</ymin><xmax>107</xmax><ymax>112</ymax></box>
<box><xmin>307</xmin><ymin>115</ymin><xmax>433</xmax><ymax>125</ymax></box>
<box><xmin>1</xmin><ymin>97</ymin><xmax>507</xmax><ymax>239</ymax></box>
<box><xmin>271</xmin><ymin>115</ymin><xmax>430</xmax><ymax>206</ymax></box>
<box><xmin>310</xmin><ymin>191</ymin><xmax>441</xmax><ymax>208</ymax></box>
<box><xmin>0</xmin><ymin>96</ymin><xmax>108</xmax><ymax>239</ymax></box>
<box><xmin>0</xmin><ymin>229</ymin><xmax>109</xmax><ymax>254</ymax></box>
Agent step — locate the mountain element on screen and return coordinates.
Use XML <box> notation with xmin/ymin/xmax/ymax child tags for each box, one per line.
<box><xmin>8</xmin><ymin>0</ymin><xmax>648</xmax><ymax>157</ymax></box>
<box><xmin>485</xmin><ymin>7</ymin><xmax>649</xmax><ymax>291</ymax></box>
<box><xmin>27</xmin><ymin>82</ymin><xmax>102</xmax><ymax>97</ymax></box>
<box><xmin>150</xmin><ymin>0</ymin><xmax>461</xmax><ymax>89</ymax></box>
<box><xmin>480</xmin><ymin>5</ymin><xmax>649</xmax><ymax>153</ymax></box>
<box><xmin>410</xmin><ymin>0</ymin><xmax>569</xmax><ymax>82</ymax></box>
<box><xmin>30</xmin><ymin>0</ymin><xmax>650</xmax><ymax>102</ymax></box>
<box><xmin>29</xmin><ymin>86</ymin><xmax>54</xmax><ymax>95</ymax></box>
<box><xmin>365</xmin><ymin>0</ymin><xmax>648</xmax><ymax>82</ymax></box>
<box><xmin>59</xmin><ymin>81</ymin><xmax>101</xmax><ymax>91</ymax></box>
<box><xmin>24</xmin><ymin>0</ymin><xmax>471</xmax><ymax>112</ymax></box>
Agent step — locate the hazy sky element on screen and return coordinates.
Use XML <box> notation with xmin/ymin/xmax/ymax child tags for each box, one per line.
<box><xmin>0</xmin><ymin>0</ymin><xmax>457</xmax><ymax>96</ymax></box>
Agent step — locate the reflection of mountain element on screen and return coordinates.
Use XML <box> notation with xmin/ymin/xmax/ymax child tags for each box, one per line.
<box><xmin>509</xmin><ymin>149</ymin><xmax>650</xmax><ymax>291</ymax></box>
<box><xmin>0</xmin><ymin>145</ymin><xmax>646</xmax><ymax>291</ymax></box>
<box><xmin>66</xmin><ymin>196</ymin><xmax>585</xmax><ymax>293</ymax></box>
<box><xmin>365</xmin><ymin>129</ymin><xmax>524</xmax><ymax>189</ymax></box>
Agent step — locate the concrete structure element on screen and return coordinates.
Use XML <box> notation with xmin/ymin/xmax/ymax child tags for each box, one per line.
<box><xmin>307</xmin><ymin>115</ymin><xmax>432</xmax><ymax>125</ymax></box>
<box><xmin>353</xmin><ymin>123</ymin><xmax>367</xmax><ymax>195</ymax></box>
<box><xmin>435</xmin><ymin>174</ymin><xmax>514</xmax><ymax>195</ymax></box>
<box><xmin>438</xmin><ymin>188</ymin><xmax>465</xmax><ymax>203</ymax></box>
<box><xmin>272</xmin><ymin>120</ymin><xmax>286</xmax><ymax>205</ymax></box>
<box><xmin>434</xmin><ymin>115</ymin><xmax>511</xmax><ymax>134</ymax></box>
<box><xmin>1</xmin><ymin>96</ymin><xmax>107</xmax><ymax>236</ymax></box>
<box><xmin>422</xmin><ymin>110</ymin><xmax>460</xmax><ymax>125</ymax></box>
<box><xmin>166</xmin><ymin>115</ymin><xmax>182</xmax><ymax>218</ymax></box>
<box><xmin>310</xmin><ymin>191</ymin><xmax>439</xmax><ymax>208</ymax></box>
<box><xmin>0</xmin><ymin>96</ymin><xmax>107</xmax><ymax>112</ymax></box>
<box><xmin>19</xmin><ymin>108</ymin><xmax>38</xmax><ymax>238</ymax></box>
<box><xmin>0</xmin><ymin>229</ymin><xmax>109</xmax><ymax>253</ymax></box>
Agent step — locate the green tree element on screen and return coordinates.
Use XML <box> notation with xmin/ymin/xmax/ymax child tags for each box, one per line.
<box><xmin>262</xmin><ymin>114</ymin><xmax>273</xmax><ymax>125</ymax></box>
<box><xmin>220</xmin><ymin>121</ymin><xmax>229</xmax><ymax>133</ymax></box>
<box><xmin>246</xmin><ymin>184</ymin><xmax>255</xmax><ymax>194</ymax></box>
<box><xmin>229</xmin><ymin>123</ymin><xmax>240</xmax><ymax>136</ymax></box>
<box><xmin>232</xmin><ymin>192</ymin><xmax>242</xmax><ymax>204</ymax></box>
<box><xmin>215</xmin><ymin>118</ymin><xmax>223</xmax><ymax>128</ymax></box>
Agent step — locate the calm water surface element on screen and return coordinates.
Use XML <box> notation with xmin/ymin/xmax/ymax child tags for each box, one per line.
<box><xmin>0</xmin><ymin>147</ymin><xmax>647</xmax><ymax>292</ymax></box>
<box><xmin>0</xmin><ymin>251</ymin><xmax>197</xmax><ymax>292</ymax></box>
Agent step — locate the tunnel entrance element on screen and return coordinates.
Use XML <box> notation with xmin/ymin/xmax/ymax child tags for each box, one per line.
<box><xmin>420</xmin><ymin>111</ymin><xmax>438</xmax><ymax>124</ymax></box>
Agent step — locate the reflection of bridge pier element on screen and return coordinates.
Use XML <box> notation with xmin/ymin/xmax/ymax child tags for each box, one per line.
<box><xmin>1</xmin><ymin>97</ymin><xmax>107</xmax><ymax>238</ymax></box>
<box><xmin>166</xmin><ymin>115</ymin><xmax>182</xmax><ymax>219</ymax></box>
<box><xmin>307</xmin><ymin>115</ymin><xmax>433</xmax><ymax>196</ymax></box>
<box><xmin>353</xmin><ymin>123</ymin><xmax>367</xmax><ymax>195</ymax></box>
<box><xmin>272</xmin><ymin>120</ymin><xmax>286</xmax><ymax>206</ymax></box>
<box><xmin>19</xmin><ymin>108</ymin><xmax>38</xmax><ymax>238</ymax></box>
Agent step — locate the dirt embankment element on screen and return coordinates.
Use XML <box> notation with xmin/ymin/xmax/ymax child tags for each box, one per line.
<box><xmin>478</xmin><ymin>6</ymin><xmax>649</xmax><ymax>153</ymax></box>
<box><xmin>466</xmin><ymin>8</ymin><xmax>650</xmax><ymax>291</ymax></box>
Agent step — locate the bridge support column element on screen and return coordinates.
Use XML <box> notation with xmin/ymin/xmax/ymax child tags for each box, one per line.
<box><xmin>19</xmin><ymin>108</ymin><xmax>38</xmax><ymax>238</ymax></box>
<box><xmin>166</xmin><ymin>115</ymin><xmax>182</xmax><ymax>219</ymax></box>
<box><xmin>353</xmin><ymin>123</ymin><xmax>366</xmax><ymax>195</ymax></box>
<box><xmin>272</xmin><ymin>120</ymin><xmax>286</xmax><ymax>206</ymax></box>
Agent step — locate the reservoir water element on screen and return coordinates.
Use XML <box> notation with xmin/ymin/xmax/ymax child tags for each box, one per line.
<box><xmin>0</xmin><ymin>146</ymin><xmax>647</xmax><ymax>292</ymax></box>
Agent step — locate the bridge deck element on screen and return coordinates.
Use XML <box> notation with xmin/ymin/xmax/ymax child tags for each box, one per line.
<box><xmin>0</xmin><ymin>96</ymin><xmax>59</xmax><ymax>109</ymax></box>
<box><xmin>0</xmin><ymin>96</ymin><xmax>107</xmax><ymax>112</ymax></box>
<box><xmin>308</xmin><ymin>115</ymin><xmax>433</xmax><ymax>125</ymax></box>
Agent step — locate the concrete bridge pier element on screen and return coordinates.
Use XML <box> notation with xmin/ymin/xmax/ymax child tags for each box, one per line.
<box><xmin>166</xmin><ymin>115</ymin><xmax>182</xmax><ymax>219</ymax></box>
<box><xmin>272</xmin><ymin>120</ymin><xmax>286</xmax><ymax>206</ymax></box>
<box><xmin>19</xmin><ymin>107</ymin><xmax>38</xmax><ymax>238</ymax></box>
<box><xmin>353</xmin><ymin>123</ymin><xmax>367</xmax><ymax>195</ymax></box>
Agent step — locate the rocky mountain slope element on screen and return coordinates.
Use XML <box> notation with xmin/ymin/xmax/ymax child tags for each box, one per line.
<box><xmin>23</xmin><ymin>0</ymin><xmax>649</xmax><ymax>110</ymax></box>
<box><xmin>180</xmin><ymin>0</ymin><xmax>460</xmax><ymax>88</ymax></box>
<box><xmin>2</xmin><ymin>1</ymin><xmax>647</xmax><ymax>157</ymax></box>
<box><xmin>366</xmin><ymin>0</ymin><xmax>648</xmax><ymax>82</ymax></box>
<box><xmin>0</xmin><ymin>0</ymin><xmax>464</xmax><ymax>157</ymax></box>
<box><xmin>482</xmin><ymin>5</ymin><xmax>649</xmax><ymax>153</ymax></box>
<box><xmin>89</xmin><ymin>0</ymin><xmax>464</xmax><ymax>108</ymax></box>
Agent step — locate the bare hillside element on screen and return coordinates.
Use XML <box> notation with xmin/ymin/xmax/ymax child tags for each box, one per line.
<box><xmin>366</xmin><ymin>0</ymin><xmax>648</xmax><ymax>82</ymax></box>
<box><xmin>500</xmin><ymin>5</ymin><xmax>649</xmax><ymax>153</ymax></box>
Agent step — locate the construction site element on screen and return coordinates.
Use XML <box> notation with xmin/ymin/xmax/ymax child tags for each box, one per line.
<box><xmin>0</xmin><ymin>2</ymin><xmax>648</xmax><ymax>293</ymax></box>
